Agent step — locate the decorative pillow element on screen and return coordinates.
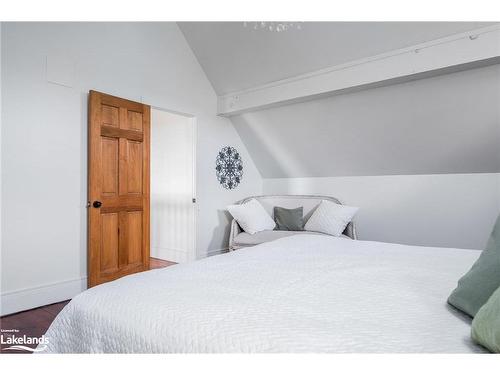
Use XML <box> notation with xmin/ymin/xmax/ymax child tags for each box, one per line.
<box><xmin>448</xmin><ymin>214</ymin><xmax>500</xmax><ymax>317</ymax></box>
<box><xmin>274</xmin><ymin>206</ymin><xmax>304</xmax><ymax>231</ymax></box>
<box><xmin>227</xmin><ymin>199</ymin><xmax>275</xmax><ymax>235</ymax></box>
<box><xmin>471</xmin><ymin>285</ymin><xmax>500</xmax><ymax>353</ymax></box>
<box><xmin>304</xmin><ymin>200</ymin><xmax>358</xmax><ymax>237</ymax></box>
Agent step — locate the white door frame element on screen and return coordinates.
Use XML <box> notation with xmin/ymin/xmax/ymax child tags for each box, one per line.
<box><xmin>150</xmin><ymin>106</ymin><xmax>197</xmax><ymax>262</ymax></box>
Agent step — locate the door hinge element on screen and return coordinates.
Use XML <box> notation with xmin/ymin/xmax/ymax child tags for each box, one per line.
<box><xmin>192</xmin><ymin>198</ymin><xmax>197</xmax><ymax>203</ymax></box>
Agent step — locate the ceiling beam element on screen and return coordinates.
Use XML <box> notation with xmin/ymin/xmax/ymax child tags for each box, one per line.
<box><xmin>217</xmin><ymin>25</ymin><xmax>500</xmax><ymax>117</ymax></box>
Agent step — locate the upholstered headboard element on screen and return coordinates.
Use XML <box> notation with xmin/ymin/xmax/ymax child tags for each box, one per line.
<box><xmin>235</xmin><ymin>195</ymin><xmax>357</xmax><ymax>240</ymax></box>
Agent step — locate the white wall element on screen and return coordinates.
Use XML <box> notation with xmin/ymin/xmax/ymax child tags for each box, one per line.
<box><xmin>151</xmin><ymin>109</ymin><xmax>195</xmax><ymax>263</ymax></box>
<box><xmin>264</xmin><ymin>173</ymin><xmax>499</xmax><ymax>250</ymax></box>
<box><xmin>498</xmin><ymin>173</ymin><xmax>500</xmax><ymax>212</ymax></box>
<box><xmin>0</xmin><ymin>23</ymin><xmax>2</xmax><ymax>299</ymax></box>
<box><xmin>1</xmin><ymin>22</ymin><xmax>262</xmax><ymax>315</ymax></box>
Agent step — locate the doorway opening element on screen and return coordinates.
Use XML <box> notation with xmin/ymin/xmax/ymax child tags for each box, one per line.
<box><xmin>150</xmin><ymin>108</ymin><xmax>196</xmax><ymax>264</ymax></box>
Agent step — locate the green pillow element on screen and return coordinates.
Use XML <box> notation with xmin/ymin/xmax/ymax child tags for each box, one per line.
<box><xmin>274</xmin><ymin>206</ymin><xmax>304</xmax><ymax>231</ymax></box>
<box><xmin>471</xmin><ymin>285</ymin><xmax>500</xmax><ymax>353</ymax></box>
<box><xmin>448</xmin><ymin>214</ymin><xmax>500</xmax><ymax>317</ymax></box>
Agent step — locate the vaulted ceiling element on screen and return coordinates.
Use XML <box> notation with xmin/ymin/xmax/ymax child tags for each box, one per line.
<box><xmin>179</xmin><ymin>22</ymin><xmax>494</xmax><ymax>95</ymax></box>
<box><xmin>179</xmin><ymin>22</ymin><xmax>500</xmax><ymax>179</ymax></box>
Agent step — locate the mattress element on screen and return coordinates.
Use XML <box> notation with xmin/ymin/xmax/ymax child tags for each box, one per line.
<box><xmin>233</xmin><ymin>229</ymin><xmax>351</xmax><ymax>247</ymax></box>
<box><xmin>42</xmin><ymin>235</ymin><xmax>484</xmax><ymax>353</ymax></box>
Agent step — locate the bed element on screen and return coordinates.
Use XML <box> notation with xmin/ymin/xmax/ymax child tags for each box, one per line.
<box><xmin>42</xmin><ymin>235</ymin><xmax>485</xmax><ymax>353</ymax></box>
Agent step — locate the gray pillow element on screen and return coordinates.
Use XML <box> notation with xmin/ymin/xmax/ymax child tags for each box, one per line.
<box><xmin>274</xmin><ymin>206</ymin><xmax>304</xmax><ymax>231</ymax></box>
<box><xmin>448</xmin><ymin>214</ymin><xmax>500</xmax><ymax>317</ymax></box>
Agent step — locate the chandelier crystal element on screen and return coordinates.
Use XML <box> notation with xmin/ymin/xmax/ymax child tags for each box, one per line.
<box><xmin>243</xmin><ymin>22</ymin><xmax>302</xmax><ymax>32</ymax></box>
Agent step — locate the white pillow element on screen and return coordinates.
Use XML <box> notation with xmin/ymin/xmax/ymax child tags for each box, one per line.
<box><xmin>305</xmin><ymin>200</ymin><xmax>358</xmax><ymax>237</ymax></box>
<box><xmin>227</xmin><ymin>199</ymin><xmax>276</xmax><ymax>235</ymax></box>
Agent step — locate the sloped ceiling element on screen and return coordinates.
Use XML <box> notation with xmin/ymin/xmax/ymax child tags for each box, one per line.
<box><xmin>231</xmin><ymin>64</ymin><xmax>500</xmax><ymax>178</ymax></box>
<box><xmin>180</xmin><ymin>22</ymin><xmax>500</xmax><ymax>179</ymax></box>
<box><xmin>179</xmin><ymin>21</ymin><xmax>494</xmax><ymax>95</ymax></box>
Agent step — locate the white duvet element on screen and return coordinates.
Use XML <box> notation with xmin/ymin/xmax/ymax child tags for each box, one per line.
<box><xmin>42</xmin><ymin>235</ymin><xmax>484</xmax><ymax>353</ymax></box>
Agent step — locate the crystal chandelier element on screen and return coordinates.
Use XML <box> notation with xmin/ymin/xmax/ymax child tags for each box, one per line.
<box><xmin>243</xmin><ymin>22</ymin><xmax>302</xmax><ymax>32</ymax></box>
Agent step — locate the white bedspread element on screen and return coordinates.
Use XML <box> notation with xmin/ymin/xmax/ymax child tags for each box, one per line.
<box><xmin>42</xmin><ymin>235</ymin><xmax>484</xmax><ymax>353</ymax></box>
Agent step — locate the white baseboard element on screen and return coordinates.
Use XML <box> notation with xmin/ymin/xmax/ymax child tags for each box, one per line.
<box><xmin>1</xmin><ymin>277</ymin><xmax>87</xmax><ymax>316</ymax></box>
<box><xmin>207</xmin><ymin>247</ymin><xmax>229</xmax><ymax>257</ymax></box>
<box><xmin>151</xmin><ymin>246</ymin><xmax>191</xmax><ymax>264</ymax></box>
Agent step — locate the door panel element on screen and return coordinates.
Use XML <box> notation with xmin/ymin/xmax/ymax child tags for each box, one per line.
<box><xmin>101</xmin><ymin>137</ymin><xmax>119</xmax><ymax>196</ymax></box>
<box><xmin>101</xmin><ymin>105</ymin><xmax>119</xmax><ymax>127</ymax></box>
<box><xmin>100</xmin><ymin>213</ymin><xmax>119</xmax><ymax>273</ymax></box>
<box><xmin>128</xmin><ymin>111</ymin><xmax>143</xmax><ymax>131</ymax></box>
<box><xmin>127</xmin><ymin>141</ymin><xmax>143</xmax><ymax>194</ymax></box>
<box><xmin>88</xmin><ymin>90</ymin><xmax>150</xmax><ymax>287</ymax></box>
<box><xmin>127</xmin><ymin>211</ymin><xmax>143</xmax><ymax>265</ymax></box>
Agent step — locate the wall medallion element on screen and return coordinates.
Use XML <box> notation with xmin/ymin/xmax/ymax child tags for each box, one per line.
<box><xmin>216</xmin><ymin>146</ymin><xmax>243</xmax><ymax>190</ymax></box>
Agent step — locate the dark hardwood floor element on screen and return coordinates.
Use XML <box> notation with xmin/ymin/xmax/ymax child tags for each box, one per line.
<box><xmin>150</xmin><ymin>257</ymin><xmax>177</xmax><ymax>269</ymax></box>
<box><xmin>0</xmin><ymin>257</ymin><xmax>176</xmax><ymax>354</ymax></box>
<box><xmin>0</xmin><ymin>300</ymin><xmax>70</xmax><ymax>354</ymax></box>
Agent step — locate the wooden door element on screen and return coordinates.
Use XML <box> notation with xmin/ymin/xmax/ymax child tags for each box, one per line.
<box><xmin>88</xmin><ymin>91</ymin><xmax>150</xmax><ymax>288</ymax></box>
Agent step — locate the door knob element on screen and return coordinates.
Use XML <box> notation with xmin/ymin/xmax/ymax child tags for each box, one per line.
<box><xmin>93</xmin><ymin>201</ymin><xmax>102</xmax><ymax>208</ymax></box>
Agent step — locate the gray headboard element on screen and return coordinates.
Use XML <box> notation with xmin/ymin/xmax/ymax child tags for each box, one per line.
<box><xmin>236</xmin><ymin>195</ymin><xmax>357</xmax><ymax>240</ymax></box>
